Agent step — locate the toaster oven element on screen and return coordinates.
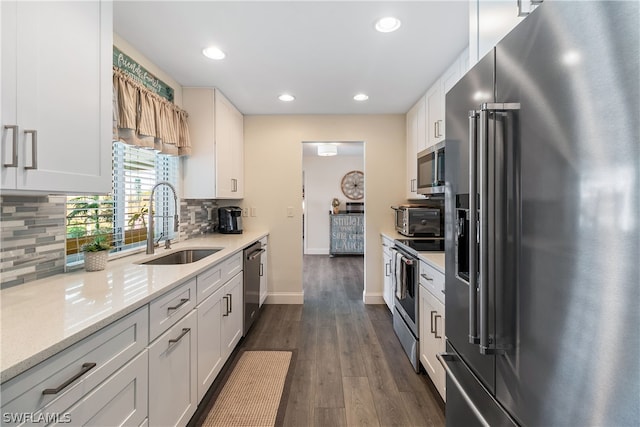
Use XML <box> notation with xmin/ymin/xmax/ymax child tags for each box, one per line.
<box><xmin>391</xmin><ymin>205</ymin><xmax>442</xmax><ymax>237</ymax></box>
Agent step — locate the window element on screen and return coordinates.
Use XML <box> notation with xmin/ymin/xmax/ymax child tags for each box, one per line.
<box><xmin>66</xmin><ymin>142</ymin><xmax>179</xmax><ymax>264</ymax></box>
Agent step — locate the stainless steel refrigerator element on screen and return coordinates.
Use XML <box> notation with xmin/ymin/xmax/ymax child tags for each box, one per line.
<box><xmin>441</xmin><ymin>2</ymin><xmax>639</xmax><ymax>426</ymax></box>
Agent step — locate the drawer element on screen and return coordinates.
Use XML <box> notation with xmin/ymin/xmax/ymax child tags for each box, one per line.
<box><xmin>420</xmin><ymin>261</ymin><xmax>445</xmax><ymax>304</ymax></box>
<box><xmin>1</xmin><ymin>307</ymin><xmax>148</xmax><ymax>425</ymax></box>
<box><xmin>196</xmin><ymin>262</ymin><xmax>224</xmax><ymax>304</ymax></box>
<box><xmin>149</xmin><ymin>278</ymin><xmax>196</xmax><ymax>341</ymax></box>
<box><xmin>381</xmin><ymin>236</ymin><xmax>393</xmax><ymax>256</ymax></box>
<box><xmin>63</xmin><ymin>349</ymin><xmax>148</xmax><ymax>427</ymax></box>
<box><xmin>222</xmin><ymin>252</ymin><xmax>243</xmax><ymax>283</ymax></box>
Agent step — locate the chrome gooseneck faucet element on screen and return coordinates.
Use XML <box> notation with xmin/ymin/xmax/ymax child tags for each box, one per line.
<box><xmin>147</xmin><ymin>182</ymin><xmax>179</xmax><ymax>255</ymax></box>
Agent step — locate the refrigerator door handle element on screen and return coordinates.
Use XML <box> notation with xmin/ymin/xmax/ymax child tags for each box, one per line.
<box><xmin>468</xmin><ymin>110</ymin><xmax>480</xmax><ymax>345</ymax></box>
<box><xmin>437</xmin><ymin>353</ymin><xmax>491</xmax><ymax>427</ymax></box>
<box><xmin>478</xmin><ymin>102</ymin><xmax>521</xmax><ymax>355</ymax></box>
<box><xmin>478</xmin><ymin>108</ymin><xmax>491</xmax><ymax>354</ymax></box>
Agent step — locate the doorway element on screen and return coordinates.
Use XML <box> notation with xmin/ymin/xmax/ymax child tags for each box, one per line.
<box><xmin>301</xmin><ymin>141</ymin><xmax>365</xmax><ymax>300</ymax></box>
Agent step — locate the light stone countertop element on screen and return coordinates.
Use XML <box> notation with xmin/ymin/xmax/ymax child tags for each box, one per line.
<box><xmin>380</xmin><ymin>230</ymin><xmax>445</xmax><ymax>272</ymax></box>
<box><xmin>0</xmin><ymin>230</ymin><xmax>268</xmax><ymax>383</ymax></box>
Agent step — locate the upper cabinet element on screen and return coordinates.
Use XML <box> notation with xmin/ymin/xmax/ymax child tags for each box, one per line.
<box><xmin>1</xmin><ymin>0</ymin><xmax>112</xmax><ymax>194</ymax></box>
<box><xmin>182</xmin><ymin>88</ymin><xmax>244</xmax><ymax>199</ymax></box>
<box><xmin>406</xmin><ymin>48</ymin><xmax>468</xmax><ymax>199</ymax></box>
<box><xmin>470</xmin><ymin>0</ymin><xmax>542</xmax><ymax>65</ymax></box>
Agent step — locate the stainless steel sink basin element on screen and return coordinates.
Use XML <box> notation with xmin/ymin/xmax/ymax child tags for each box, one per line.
<box><xmin>139</xmin><ymin>249</ymin><xmax>221</xmax><ymax>265</ymax></box>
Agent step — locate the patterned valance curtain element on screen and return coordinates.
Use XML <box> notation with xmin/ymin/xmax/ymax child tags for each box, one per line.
<box><xmin>113</xmin><ymin>67</ymin><xmax>191</xmax><ymax>156</ymax></box>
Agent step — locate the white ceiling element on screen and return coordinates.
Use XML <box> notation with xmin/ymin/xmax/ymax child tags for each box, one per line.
<box><xmin>113</xmin><ymin>1</ymin><xmax>469</xmax><ymax>115</ymax></box>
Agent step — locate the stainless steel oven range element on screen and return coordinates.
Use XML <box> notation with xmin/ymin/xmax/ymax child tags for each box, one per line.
<box><xmin>391</xmin><ymin>238</ymin><xmax>444</xmax><ymax>372</ymax></box>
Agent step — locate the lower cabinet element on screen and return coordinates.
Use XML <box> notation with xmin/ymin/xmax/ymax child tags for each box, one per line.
<box><xmin>66</xmin><ymin>350</ymin><xmax>148</xmax><ymax>427</ymax></box>
<box><xmin>148</xmin><ymin>310</ymin><xmax>198</xmax><ymax>427</ymax></box>
<box><xmin>221</xmin><ymin>272</ymin><xmax>244</xmax><ymax>359</ymax></box>
<box><xmin>196</xmin><ymin>286</ymin><xmax>225</xmax><ymax>401</ymax></box>
<box><xmin>419</xmin><ymin>284</ymin><xmax>446</xmax><ymax>400</ymax></box>
<box><xmin>382</xmin><ymin>236</ymin><xmax>394</xmax><ymax>311</ymax></box>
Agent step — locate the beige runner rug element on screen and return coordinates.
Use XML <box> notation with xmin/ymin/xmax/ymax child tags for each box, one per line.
<box><xmin>201</xmin><ymin>351</ymin><xmax>293</xmax><ymax>427</ymax></box>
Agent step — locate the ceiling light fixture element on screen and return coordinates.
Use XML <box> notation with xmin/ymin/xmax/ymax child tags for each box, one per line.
<box><xmin>202</xmin><ymin>46</ymin><xmax>226</xmax><ymax>60</ymax></box>
<box><xmin>278</xmin><ymin>94</ymin><xmax>295</xmax><ymax>102</ymax></box>
<box><xmin>353</xmin><ymin>93</ymin><xmax>369</xmax><ymax>101</ymax></box>
<box><xmin>375</xmin><ymin>16</ymin><xmax>401</xmax><ymax>33</ymax></box>
<box><xmin>317</xmin><ymin>144</ymin><xmax>338</xmax><ymax>157</ymax></box>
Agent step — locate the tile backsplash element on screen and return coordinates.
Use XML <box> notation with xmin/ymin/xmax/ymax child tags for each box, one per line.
<box><xmin>1</xmin><ymin>196</ymin><xmax>221</xmax><ymax>289</ymax></box>
<box><xmin>0</xmin><ymin>195</ymin><xmax>67</xmax><ymax>289</ymax></box>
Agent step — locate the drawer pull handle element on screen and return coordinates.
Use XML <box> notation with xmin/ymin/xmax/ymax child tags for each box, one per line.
<box><xmin>167</xmin><ymin>298</ymin><xmax>189</xmax><ymax>313</ymax></box>
<box><xmin>421</xmin><ymin>273</ymin><xmax>434</xmax><ymax>281</ymax></box>
<box><xmin>168</xmin><ymin>328</ymin><xmax>191</xmax><ymax>346</ymax></box>
<box><xmin>42</xmin><ymin>362</ymin><xmax>96</xmax><ymax>395</ymax></box>
<box><xmin>434</xmin><ymin>314</ymin><xmax>442</xmax><ymax>339</ymax></box>
<box><xmin>227</xmin><ymin>293</ymin><xmax>233</xmax><ymax>313</ymax></box>
<box><xmin>223</xmin><ymin>296</ymin><xmax>229</xmax><ymax>316</ymax></box>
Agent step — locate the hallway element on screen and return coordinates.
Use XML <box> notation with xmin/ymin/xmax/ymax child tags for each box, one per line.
<box><xmin>237</xmin><ymin>255</ymin><xmax>445</xmax><ymax>426</ymax></box>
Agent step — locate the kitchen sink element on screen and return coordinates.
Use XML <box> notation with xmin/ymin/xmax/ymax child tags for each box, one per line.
<box><xmin>139</xmin><ymin>248</ymin><xmax>222</xmax><ymax>265</ymax></box>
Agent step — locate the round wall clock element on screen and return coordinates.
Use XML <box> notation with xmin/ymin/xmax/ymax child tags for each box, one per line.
<box><xmin>341</xmin><ymin>170</ymin><xmax>364</xmax><ymax>200</ymax></box>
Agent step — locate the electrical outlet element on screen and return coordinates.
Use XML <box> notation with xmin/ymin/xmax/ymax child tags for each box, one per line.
<box><xmin>287</xmin><ymin>206</ymin><xmax>294</xmax><ymax>217</ymax></box>
<box><xmin>190</xmin><ymin>211</ymin><xmax>196</xmax><ymax>223</ymax></box>
<box><xmin>242</xmin><ymin>208</ymin><xmax>249</xmax><ymax>217</ymax></box>
<box><xmin>250</xmin><ymin>207</ymin><xmax>257</xmax><ymax>217</ymax></box>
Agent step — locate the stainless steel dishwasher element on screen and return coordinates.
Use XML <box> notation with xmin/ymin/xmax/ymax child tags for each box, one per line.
<box><xmin>243</xmin><ymin>241</ymin><xmax>264</xmax><ymax>335</ymax></box>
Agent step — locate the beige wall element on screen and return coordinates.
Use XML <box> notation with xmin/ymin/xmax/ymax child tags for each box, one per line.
<box><xmin>241</xmin><ymin>115</ymin><xmax>407</xmax><ymax>304</ymax></box>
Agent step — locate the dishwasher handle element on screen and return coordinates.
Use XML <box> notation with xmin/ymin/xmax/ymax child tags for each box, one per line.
<box><xmin>247</xmin><ymin>248</ymin><xmax>265</xmax><ymax>261</ymax></box>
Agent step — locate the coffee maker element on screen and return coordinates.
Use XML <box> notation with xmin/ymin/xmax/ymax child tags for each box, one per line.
<box><xmin>218</xmin><ymin>206</ymin><xmax>243</xmax><ymax>234</ymax></box>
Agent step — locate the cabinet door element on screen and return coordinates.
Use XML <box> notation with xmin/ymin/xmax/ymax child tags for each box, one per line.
<box><xmin>406</xmin><ymin>100</ymin><xmax>420</xmax><ymax>198</ymax></box>
<box><xmin>426</xmin><ymin>83</ymin><xmax>444</xmax><ymax>148</ymax></box>
<box><xmin>5</xmin><ymin>1</ymin><xmax>112</xmax><ymax>193</ymax></box>
<box><xmin>382</xmin><ymin>238</ymin><xmax>393</xmax><ymax>312</ymax></box>
<box><xmin>148</xmin><ymin>310</ymin><xmax>198</xmax><ymax>427</ymax></box>
<box><xmin>221</xmin><ymin>272</ymin><xmax>244</xmax><ymax>359</ymax></box>
<box><xmin>1</xmin><ymin>1</ymin><xmax>18</xmax><ymax>189</ymax></box>
<box><xmin>63</xmin><ymin>350</ymin><xmax>148</xmax><ymax>427</ymax></box>
<box><xmin>196</xmin><ymin>286</ymin><xmax>225</xmax><ymax>402</ymax></box>
<box><xmin>259</xmin><ymin>237</ymin><xmax>268</xmax><ymax>306</ymax></box>
<box><xmin>215</xmin><ymin>90</ymin><xmax>243</xmax><ymax>199</ymax></box>
<box><xmin>419</xmin><ymin>286</ymin><xmax>446</xmax><ymax>400</ymax></box>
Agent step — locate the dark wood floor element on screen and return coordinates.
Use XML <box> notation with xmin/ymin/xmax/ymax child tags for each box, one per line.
<box><xmin>239</xmin><ymin>254</ymin><xmax>445</xmax><ymax>427</ymax></box>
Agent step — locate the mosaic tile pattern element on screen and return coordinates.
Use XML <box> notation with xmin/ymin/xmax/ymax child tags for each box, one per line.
<box><xmin>180</xmin><ymin>199</ymin><xmax>219</xmax><ymax>240</ymax></box>
<box><xmin>0</xmin><ymin>196</ymin><xmax>220</xmax><ymax>288</ymax></box>
<box><xmin>0</xmin><ymin>195</ymin><xmax>67</xmax><ymax>289</ymax></box>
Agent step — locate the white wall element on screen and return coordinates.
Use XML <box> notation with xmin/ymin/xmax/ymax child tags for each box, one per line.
<box><xmin>303</xmin><ymin>149</ymin><xmax>363</xmax><ymax>255</ymax></box>
<box><xmin>241</xmin><ymin>115</ymin><xmax>406</xmax><ymax>304</ymax></box>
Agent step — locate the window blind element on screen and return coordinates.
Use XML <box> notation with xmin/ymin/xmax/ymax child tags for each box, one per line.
<box><xmin>66</xmin><ymin>142</ymin><xmax>179</xmax><ymax>264</ymax></box>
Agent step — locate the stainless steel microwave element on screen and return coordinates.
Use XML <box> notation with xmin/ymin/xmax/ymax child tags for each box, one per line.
<box><xmin>417</xmin><ymin>141</ymin><xmax>445</xmax><ymax>195</ymax></box>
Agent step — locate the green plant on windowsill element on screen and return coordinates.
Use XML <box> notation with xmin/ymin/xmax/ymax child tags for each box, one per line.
<box><xmin>81</xmin><ymin>235</ymin><xmax>112</xmax><ymax>272</ymax></box>
<box><xmin>81</xmin><ymin>235</ymin><xmax>112</xmax><ymax>252</ymax></box>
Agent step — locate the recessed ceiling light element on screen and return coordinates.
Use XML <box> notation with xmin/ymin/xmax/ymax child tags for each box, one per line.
<box><xmin>354</xmin><ymin>93</ymin><xmax>369</xmax><ymax>101</ymax></box>
<box><xmin>202</xmin><ymin>46</ymin><xmax>225</xmax><ymax>60</ymax></box>
<box><xmin>375</xmin><ymin>16</ymin><xmax>401</xmax><ymax>33</ymax></box>
<box><xmin>278</xmin><ymin>94</ymin><xmax>295</xmax><ymax>102</ymax></box>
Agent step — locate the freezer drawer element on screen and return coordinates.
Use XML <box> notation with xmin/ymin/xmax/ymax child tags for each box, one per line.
<box><xmin>439</xmin><ymin>342</ymin><xmax>517</xmax><ymax>427</ymax></box>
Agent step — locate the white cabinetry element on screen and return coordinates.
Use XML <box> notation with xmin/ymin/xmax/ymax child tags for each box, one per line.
<box><xmin>221</xmin><ymin>272</ymin><xmax>244</xmax><ymax>359</ymax></box>
<box><xmin>418</xmin><ymin>261</ymin><xmax>446</xmax><ymax>401</ymax></box>
<box><xmin>405</xmin><ymin>96</ymin><xmax>425</xmax><ymax>199</ymax></box>
<box><xmin>148</xmin><ymin>310</ymin><xmax>198</xmax><ymax>427</ymax></box>
<box><xmin>425</xmin><ymin>48</ymin><xmax>469</xmax><ymax>149</ymax></box>
<box><xmin>470</xmin><ymin>0</ymin><xmax>542</xmax><ymax>65</ymax></box>
<box><xmin>259</xmin><ymin>236</ymin><xmax>269</xmax><ymax>306</ymax></box>
<box><xmin>182</xmin><ymin>88</ymin><xmax>244</xmax><ymax>199</ymax></box>
<box><xmin>196</xmin><ymin>286</ymin><xmax>225</xmax><ymax>401</ymax></box>
<box><xmin>1</xmin><ymin>0</ymin><xmax>112</xmax><ymax>194</ymax></box>
<box><xmin>0</xmin><ymin>307</ymin><xmax>149</xmax><ymax>426</ymax></box>
<box><xmin>381</xmin><ymin>236</ymin><xmax>394</xmax><ymax>312</ymax></box>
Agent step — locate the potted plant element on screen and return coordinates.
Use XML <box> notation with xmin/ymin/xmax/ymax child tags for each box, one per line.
<box><xmin>81</xmin><ymin>235</ymin><xmax>112</xmax><ymax>272</ymax></box>
<box><xmin>331</xmin><ymin>198</ymin><xmax>341</xmax><ymax>214</ymax></box>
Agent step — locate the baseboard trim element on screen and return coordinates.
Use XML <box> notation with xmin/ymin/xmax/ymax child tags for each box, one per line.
<box><xmin>303</xmin><ymin>249</ymin><xmax>329</xmax><ymax>255</ymax></box>
<box><xmin>264</xmin><ymin>292</ymin><xmax>304</xmax><ymax>304</ymax></box>
<box><xmin>364</xmin><ymin>293</ymin><xmax>385</xmax><ymax>305</ymax></box>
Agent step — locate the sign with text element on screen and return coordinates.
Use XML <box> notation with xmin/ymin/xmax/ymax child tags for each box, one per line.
<box><xmin>330</xmin><ymin>213</ymin><xmax>364</xmax><ymax>255</ymax></box>
<box><xmin>113</xmin><ymin>46</ymin><xmax>174</xmax><ymax>102</ymax></box>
